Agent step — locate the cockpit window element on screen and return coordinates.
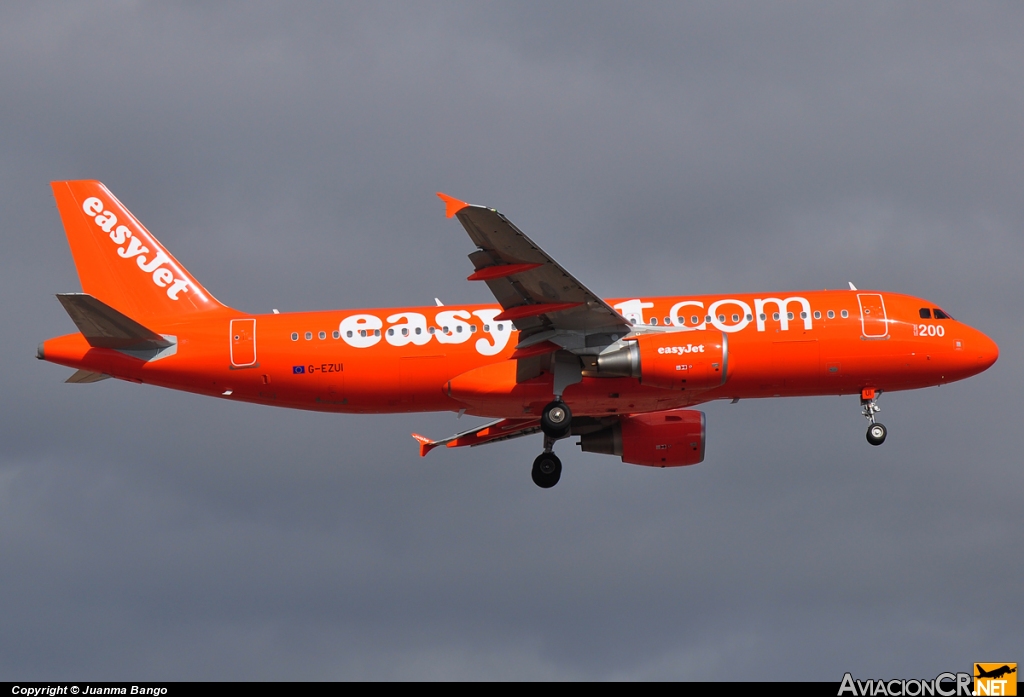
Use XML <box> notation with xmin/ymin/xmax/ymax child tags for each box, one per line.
<box><xmin>933</xmin><ymin>308</ymin><xmax>951</xmax><ymax>320</ymax></box>
<box><xmin>919</xmin><ymin>308</ymin><xmax>931</xmax><ymax>319</ymax></box>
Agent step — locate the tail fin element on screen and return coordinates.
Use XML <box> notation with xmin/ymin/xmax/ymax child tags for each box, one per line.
<box><xmin>51</xmin><ymin>180</ymin><xmax>226</xmax><ymax>321</ymax></box>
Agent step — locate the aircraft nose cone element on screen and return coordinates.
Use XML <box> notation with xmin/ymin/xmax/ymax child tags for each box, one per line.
<box><xmin>975</xmin><ymin>331</ymin><xmax>999</xmax><ymax>371</ymax></box>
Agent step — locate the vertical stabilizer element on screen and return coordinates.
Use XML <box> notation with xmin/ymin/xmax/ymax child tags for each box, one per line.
<box><xmin>51</xmin><ymin>180</ymin><xmax>226</xmax><ymax>321</ymax></box>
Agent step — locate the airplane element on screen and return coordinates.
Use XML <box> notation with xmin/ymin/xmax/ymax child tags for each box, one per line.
<box><xmin>37</xmin><ymin>181</ymin><xmax>999</xmax><ymax>488</ymax></box>
<box><xmin>976</xmin><ymin>665</ymin><xmax>1016</xmax><ymax>680</ymax></box>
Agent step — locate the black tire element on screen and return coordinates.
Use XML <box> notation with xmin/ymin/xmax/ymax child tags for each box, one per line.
<box><xmin>540</xmin><ymin>400</ymin><xmax>572</xmax><ymax>439</ymax></box>
<box><xmin>531</xmin><ymin>452</ymin><xmax>562</xmax><ymax>488</ymax></box>
<box><xmin>866</xmin><ymin>423</ymin><xmax>887</xmax><ymax>446</ymax></box>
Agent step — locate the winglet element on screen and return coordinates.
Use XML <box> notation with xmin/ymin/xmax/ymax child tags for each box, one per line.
<box><xmin>411</xmin><ymin>433</ymin><xmax>441</xmax><ymax>457</ymax></box>
<box><xmin>436</xmin><ymin>192</ymin><xmax>469</xmax><ymax>219</ymax></box>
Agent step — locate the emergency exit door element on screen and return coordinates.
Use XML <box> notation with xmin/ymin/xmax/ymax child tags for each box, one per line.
<box><xmin>230</xmin><ymin>318</ymin><xmax>257</xmax><ymax>367</ymax></box>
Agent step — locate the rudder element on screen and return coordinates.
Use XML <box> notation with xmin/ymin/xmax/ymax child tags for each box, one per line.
<box><xmin>51</xmin><ymin>180</ymin><xmax>226</xmax><ymax>321</ymax></box>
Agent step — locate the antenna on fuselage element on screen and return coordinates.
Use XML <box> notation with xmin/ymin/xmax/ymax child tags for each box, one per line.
<box><xmin>848</xmin><ymin>282</ymin><xmax>858</xmax><ymax>291</ymax></box>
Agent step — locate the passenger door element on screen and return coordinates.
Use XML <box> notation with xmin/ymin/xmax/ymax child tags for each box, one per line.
<box><xmin>857</xmin><ymin>294</ymin><xmax>888</xmax><ymax>338</ymax></box>
<box><xmin>230</xmin><ymin>318</ymin><xmax>257</xmax><ymax>367</ymax></box>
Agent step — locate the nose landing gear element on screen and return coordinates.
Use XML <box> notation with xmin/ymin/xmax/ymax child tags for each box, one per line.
<box><xmin>866</xmin><ymin>422</ymin><xmax>887</xmax><ymax>446</ymax></box>
<box><xmin>861</xmin><ymin>388</ymin><xmax>887</xmax><ymax>446</ymax></box>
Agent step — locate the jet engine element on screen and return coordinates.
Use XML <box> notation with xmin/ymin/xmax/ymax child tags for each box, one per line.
<box><xmin>582</xmin><ymin>331</ymin><xmax>727</xmax><ymax>391</ymax></box>
<box><xmin>578</xmin><ymin>409</ymin><xmax>705</xmax><ymax>467</ymax></box>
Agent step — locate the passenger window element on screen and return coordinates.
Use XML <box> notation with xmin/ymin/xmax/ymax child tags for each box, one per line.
<box><xmin>759</xmin><ymin>313</ymin><xmax>766</xmax><ymax>321</ymax></box>
<box><xmin>346</xmin><ymin>330</ymin><xmax>353</xmax><ymax>338</ymax></box>
<box><xmin>705</xmin><ymin>315</ymin><xmax>712</xmax><ymax>323</ymax></box>
<box><xmin>290</xmin><ymin>332</ymin><xmax>298</xmax><ymax>341</ymax></box>
<box><xmin>470</xmin><ymin>325</ymin><xmax>477</xmax><ymax>333</ymax></box>
<box><xmin>415</xmin><ymin>327</ymin><xmax>422</xmax><ymax>335</ymax></box>
<box><xmin>841</xmin><ymin>310</ymin><xmax>848</xmax><ymax>318</ymax></box>
<box><xmin>933</xmin><ymin>308</ymin><xmax>949</xmax><ymax>319</ymax></box>
<box><xmin>827</xmin><ymin>310</ymin><xmax>835</xmax><ymax>319</ymax></box>
<box><xmin>718</xmin><ymin>314</ymin><xmax>726</xmax><ymax>322</ymax></box>
<box><xmin>800</xmin><ymin>311</ymin><xmax>807</xmax><ymax>319</ymax></box>
<box><xmin>456</xmin><ymin>325</ymin><xmax>463</xmax><ymax>333</ymax></box>
<box><xmin>318</xmin><ymin>331</ymin><xmax>326</xmax><ymax>340</ymax></box>
<box><xmin>305</xmin><ymin>331</ymin><xmax>312</xmax><ymax>340</ymax></box>
<box><xmin>332</xmin><ymin>331</ymin><xmax>339</xmax><ymax>339</ymax></box>
<box><xmin>773</xmin><ymin>312</ymin><xmax>780</xmax><ymax>321</ymax></box>
<box><xmin>651</xmin><ymin>317</ymin><xmax>658</xmax><ymax>326</ymax></box>
<box><xmin>746</xmin><ymin>314</ymin><xmax>752</xmax><ymax>321</ymax></box>
<box><xmin>731</xmin><ymin>314</ymin><xmax>739</xmax><ymax>322</ymax></box>
<box><xmin>497</xmin><ymin>324</ymin><xmax>504</xmax><ymax>331</ymax></box>
<box><xmin>374</xmin><ymin>329</ymin><xmax>380</xmax><ymax>337</ymax></box>
<box><xmin>402</xmin><ymin>328</ymin><xmax>409</xmax><ymax>336</ymax></box>
<box><xmin>813</xmin><ymin>311</ymin><xmax>821</xmax><ymax>320</ymax></box>
<box><xmin>664</xmin><ymin>316</ymin><xmax>671</xmax><ymax>325</ymax></box>
<box><xmin>919</xmin><ymin>308</ymin><xmax>932</xmax><ymax>319</ymax></box>
<box><xmin>691</xmin><ymin>316</ymin><xmax>698</xmax><ymax>325</ymax></box>
<box><xmin>787</xmin><ymin>312</ymin><xmax>794</xmax><ymax>320</ymax></box>
<box><xmin>428</xmin><ymin>327</ymin><xmax>436</xmax><ymax>334</ymax></box>
<box><xmin>387</xmin><ymin>328</ymin><xmax>394</xmax><ymax>336</ymax></box>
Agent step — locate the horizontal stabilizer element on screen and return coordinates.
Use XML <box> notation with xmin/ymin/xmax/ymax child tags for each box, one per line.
<box><xmin>65</xmin><ymin>369</ymin><xmax>110</xmax><ymax>384</ymax></box>
<box><xmin>56</xmin><ymin>293</ymin><xmax>171</xmax><ymax>350</ymax></box>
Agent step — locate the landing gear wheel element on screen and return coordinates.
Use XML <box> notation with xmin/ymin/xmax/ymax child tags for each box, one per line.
<box><xmin>540</xmin><ymin>400</ymin><xmax>572</xmax><ymax>439</ymax></box>
<box><xmin>866</xmin><ymin>423</ymin><xmax>887</xmax><ymax>446</ymax></box>
<box><xmin>531</xmin><ymin>452</ymin><xmax>562</xmax><ymax>488</ymax></box>
<box><xmin>860</xmin><ymin>389</ymin><xmax>886</xmax><ymax>446</ymax></box>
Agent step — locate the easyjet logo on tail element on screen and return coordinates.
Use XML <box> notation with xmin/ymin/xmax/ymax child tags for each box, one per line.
<box><xmin>81</xmin><ymin>196</ymin><xmax>199</xmax><ymax>301</ymax></box>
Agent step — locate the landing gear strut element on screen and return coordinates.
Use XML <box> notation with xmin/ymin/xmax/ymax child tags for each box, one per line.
<box><xmin>861</xmin><ymin>388</ymin><xmax>887</xmax><ymax>446</ymax></box>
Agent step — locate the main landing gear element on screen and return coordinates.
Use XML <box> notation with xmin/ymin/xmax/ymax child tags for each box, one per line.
<box><xmin>532</xmin><ymin>445</ymin><xmax>562</xmax><ymax>489</ymax></box>
<box><xmin>533</xmin><ymin>400</ymin><xmax>572</xmax><ymax>488</ymax></box>
<box><xmin>861</xmin><ymin>388</ymin><xmax>887</xmax><ymax>446</ymax></box>
<box><xmin>541</xmin><ymin>400</ymin><xmax>572</xmax><ymax>439</ymax></box>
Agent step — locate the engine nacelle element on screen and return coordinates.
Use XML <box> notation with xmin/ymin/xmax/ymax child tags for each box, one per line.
<box><xmin>585</xmin><ymin>331</ymin><xmax>728</xmax><ymax>391</ymax></box>
<box><xmin>578</xmin><ymin>409</ymin><xmax>706</xmax><ymax>467</ymax></box>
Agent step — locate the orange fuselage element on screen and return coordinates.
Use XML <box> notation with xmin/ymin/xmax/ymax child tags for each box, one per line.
<box><xmin>40</xmin><ymin>290</ymin><xmax>999</xmax><ymax>418</ymax></box>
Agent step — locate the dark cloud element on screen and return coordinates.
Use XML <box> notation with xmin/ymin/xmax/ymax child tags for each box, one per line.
<box><xmin>1</xmin><ymin>1</ymin><xmax>1020</xmax><ymax>680</ymax></box>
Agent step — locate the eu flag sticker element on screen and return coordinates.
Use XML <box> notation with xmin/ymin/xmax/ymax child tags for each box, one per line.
<box><xmin>292</xmin><ymin>365</ymin><xmax>305</xmax><ymax>374</ymax></box>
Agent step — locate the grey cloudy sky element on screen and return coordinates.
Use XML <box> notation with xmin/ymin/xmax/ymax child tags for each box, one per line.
<box><xmin>1</xmin><ymin>1</ymin><xmax>1020</xmax><ymax>680</ymax></box>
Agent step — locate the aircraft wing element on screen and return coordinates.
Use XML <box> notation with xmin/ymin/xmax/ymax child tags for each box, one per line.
<box><xmin>438</xmin><ymin>193</ymin><xmax>632</xmax><ymax>352</ymax></box>
<box><xmin>412</xmin><ymin>417</ymin><xmax>542</xmax><ymax>456</ymax></box>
